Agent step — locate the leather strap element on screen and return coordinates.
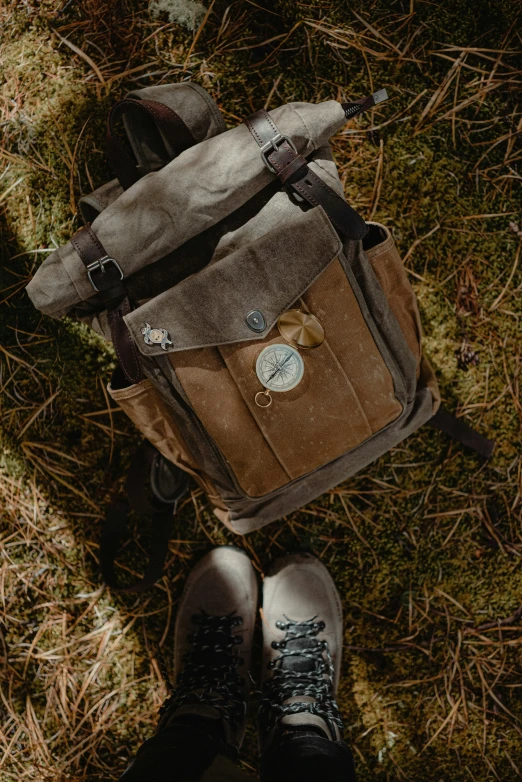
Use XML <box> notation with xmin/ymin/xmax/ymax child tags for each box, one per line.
<box><xmin>100</xmin><ymin>443</ymin><xmax>189</xmax><ymax>593</ymax></box>
<box><xmin>101</xmin><ymin>502</ymin><xmax>174</xmax><ymax>593</ymax></box>
<box><xmin>106</xmin><ymin>98</ymin><xmax>196</xmax><ymax>190</ymax></box>
<box><xmin>71</xmin><ymin>224</ymin><xmax>125</xmax><ymax>296</ymax></box>
<box><xmin>244</xmin><ymin>109</ymin><xmax>367</xmax><ymax>240</ymax></box>
<box><xmin>429</xmin><ymin>406</ymin><xmax>495</xmax><ymax>459</ymax></box>
<box><xmin>71</xmin><ymin>224</ymin><xmax>142</xmax><ymax>384</ymax></box>
<box><xmin>71</xmin><ymin>223</ymin><xmax>106</xmax><ymax>263</ymax></box>
<box><xmin>107</xmin><ymin>296</ymin><xmax>143</xmax><ymax>385</ymax></box>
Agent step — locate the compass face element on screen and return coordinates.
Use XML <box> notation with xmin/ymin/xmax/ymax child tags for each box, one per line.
<box><xmin>256</xmin><ymin>344</ymin><xmax>304</xmax><ymax>393</ymax></box>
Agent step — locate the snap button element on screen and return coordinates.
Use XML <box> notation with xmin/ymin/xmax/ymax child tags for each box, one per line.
<box><xmin>246</xmin><ymin>310</ymin><xmax>266</xmax><ymax>332</ymax></box>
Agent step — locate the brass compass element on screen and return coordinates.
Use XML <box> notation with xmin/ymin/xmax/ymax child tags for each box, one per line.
<box><xmin>254</xmin><ymin>309</ymin><xmax>325</xmax><ymax>408</ymax></box>
<box><xmin>277</xmin><ymin>309</ymin><xmax>324</xmax><ymax>349</ymax></box>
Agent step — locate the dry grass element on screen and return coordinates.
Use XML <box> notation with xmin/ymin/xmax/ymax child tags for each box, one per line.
<box><xmin>1</xmin><ymin>0</ymin><xmax>521</xmax><ymax>779</ymax></box>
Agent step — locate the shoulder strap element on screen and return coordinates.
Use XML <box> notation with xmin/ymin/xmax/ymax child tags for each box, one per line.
<box><xmin>100</xmin><ymin>443</ymin><xmax>190</xmax><ymax>593</ymax></box>
<box><xmin>243</xmin><ymin>91</ymin><xmax>388</xmax><ymax>241</ymax></box>
<box><xmin>106</xmin><ymin>97</ymin><xmax>196</xmax><ymax>190</ymax></box>
<box><xmin>79</xmin><ymin>83</ymin><xmax>226</xmax><ymax>223</ymax></box>
<box><xmin>429</xmin><ymin>406</ymin><xmax>495</xmax><ymax>459</ymax></box>
<box><xmin>244</xmin><ymin>109</ymin><xmax>367</xmax><ymax>240</ymax></box>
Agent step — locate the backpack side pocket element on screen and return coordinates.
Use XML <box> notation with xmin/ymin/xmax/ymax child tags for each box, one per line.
<box><xmin>108</xmin><ymin>374</ymin><xmax>227</xmax><ymax>509</ymax></box>
<box><xmin>364</xmin><ymin>223</ymin><xmax>422</xmax><ymax>376</ymax></box>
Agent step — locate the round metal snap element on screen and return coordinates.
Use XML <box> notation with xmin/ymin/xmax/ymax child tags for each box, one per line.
<box><xmin>246</xmin><ymin>310</ymin><xmax>266</xmax><ymax>333</ymax></box>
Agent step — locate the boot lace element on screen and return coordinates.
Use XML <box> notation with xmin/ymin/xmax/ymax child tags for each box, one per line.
<box><xmin>259</xmin><ymin>616</ymin><xmax>343</xmax><ymax>738</ymax></box>
<box><xmin>160</xmin><ymin>611</ymin><xmax>246</xmax><ymax>727</ymax></box>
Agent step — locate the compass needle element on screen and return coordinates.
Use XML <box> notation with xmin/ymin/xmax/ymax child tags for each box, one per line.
<box><xmin>255</xmin><ymin>344</ymin><xmax>304</xmax><ymax>404</ymax></box>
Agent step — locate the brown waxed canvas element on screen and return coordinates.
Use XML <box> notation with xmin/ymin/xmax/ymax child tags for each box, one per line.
<box><xmin>107</xmin><ymin>378</ymin><xmax>226</xmax><ymax>506</ymax></box>
<box><xmin>301</xmin><ymin>259</ymin><xmax>403</xmax><ymax>431</ymax></box>
<box><xmin>365</xmin><ymin>223</ymin><xmax>422</xmax><ymax>372</ymax></box>
<box><xmin>220</xmin><ymin>328</ymin><xmax>372</xmax><ymax>480</ymax></box>
<box><xmin>223</xmin><ymin>386</ymin><xmax>436</xmax><ymax>534</ymax></box>
<box><xmin>170</xmin><ymin>325</ymin><xmax>376</xmax><ymax>498</ymax></box>
<box><xmin>168</xmin><ymin>347</ymin><xmax>291</xmax><ymax>497</ymax></box>
<box><xmin>167</xmin><ymin>250</ymin><xmax>407</xmax><ymax>497</ymax></box>
<box><xmin>107</xmin><ymin>378</ymin><xmax>199</xmax><ymax>470</ymax></box>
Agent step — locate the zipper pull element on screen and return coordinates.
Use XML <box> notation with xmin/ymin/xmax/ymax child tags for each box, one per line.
<box><xmin>342</xmin><ymin>88</ymin><xmax>388</xmax><ymax>120</ymax></box>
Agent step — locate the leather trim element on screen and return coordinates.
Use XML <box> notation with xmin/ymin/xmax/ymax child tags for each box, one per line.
<box><xmin>244</xmin><ymin>109</ymin><xmax>367</xmax><ymax>240</ymax></box>
<box><xmin>71</xmin><ymin>224</ymin><xmax>106</xmax><ymax>265</ymax></box>
<box><xmin>108</xmin><ymin>296</ymin><xmax>144</xmax><ymax>385</ymax></box>
<box><xmin>71</xmin><ymin>225</ymin><xmax>143</xmax><ymax>384</ymax></box>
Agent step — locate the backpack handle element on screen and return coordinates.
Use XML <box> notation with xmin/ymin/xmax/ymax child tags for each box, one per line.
<box><xmin>106</xmin><ymin>98</ymin><xmax>196</xmax><ymax>190</ymax></box>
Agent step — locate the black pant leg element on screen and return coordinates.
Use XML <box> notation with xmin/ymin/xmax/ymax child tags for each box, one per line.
<box><xmin>118</xmin><ymin>723</ymin><xmax>227</xmax><ymax>782</ymax></box>
<box><xmin>260</xmin><ymin>733</ymin><xmax>358</xmax><ymax>782</ymax></box>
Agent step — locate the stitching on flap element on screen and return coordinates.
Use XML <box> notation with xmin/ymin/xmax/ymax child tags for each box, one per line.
<box><xmin>364</xmin><ymin>223</ymin><xmax>395</xmax><ymax>260</ymax></box>
<box><xmin>108</xmin><ymin>378</ymin><xmax>152</xmax><ymax>400</ymax></box>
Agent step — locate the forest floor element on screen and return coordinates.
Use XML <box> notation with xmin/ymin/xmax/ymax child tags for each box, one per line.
<box><xmin>1</xmin><ymin>0</ymin><xmax>521</xmax><ymax>779</ymax></box>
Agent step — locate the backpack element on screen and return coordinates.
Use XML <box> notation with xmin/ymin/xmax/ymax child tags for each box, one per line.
<box><xmin>26</xmin><ymin>82</ymin><xmax>494</xmax><ymax>590</ymax></box>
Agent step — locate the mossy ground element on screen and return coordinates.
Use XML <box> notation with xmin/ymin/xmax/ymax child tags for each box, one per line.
<box><xmin>1</xmin><ymin>1</ymin><xmax>521</xmax><ymax>779</ymax></box>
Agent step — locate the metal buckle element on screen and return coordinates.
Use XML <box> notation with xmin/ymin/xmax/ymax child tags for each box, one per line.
<box><xmin>86</xmin><ymin>255</ymin><xmax>124</xmax><ymax>292</ymax></box>
<box><xmin>260</xmin><ymin>133</ymin><xmax>298</xmax><ymax>174</ymax></box>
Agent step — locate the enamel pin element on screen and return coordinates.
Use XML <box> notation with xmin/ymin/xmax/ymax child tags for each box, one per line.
<box><xmin>141</xmin><ymin>323</ymin><xmax>172</xmax><ymax>350</ymax></box>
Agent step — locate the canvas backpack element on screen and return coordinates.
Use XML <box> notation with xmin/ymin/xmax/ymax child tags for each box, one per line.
<box><xmin>26</xmin><ymin>82</ymin><xmax>494</xmax><ymax>590</ymax></box>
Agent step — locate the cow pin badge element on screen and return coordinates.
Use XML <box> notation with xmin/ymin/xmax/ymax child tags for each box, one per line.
<box><xmin>141</xmin><ymin>323</ymin><xmax>172</xmax><ymax>350</ymax></box>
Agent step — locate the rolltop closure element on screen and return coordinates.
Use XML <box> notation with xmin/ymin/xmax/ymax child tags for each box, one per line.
<box><xmin>26</xmin><ymin>100</ymin><xmax>349</xmax><ymax>319</ymax></box>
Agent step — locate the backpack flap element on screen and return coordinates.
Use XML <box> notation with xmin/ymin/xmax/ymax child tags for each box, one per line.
<box><xmin>124</xmin><ymin>206</ymin><xmax>408</xmax><ymax>499</ymax></box>
<box><xmin>125</xmin><ymin>206</ymin><xmax>343</xmax><ymax>354</ymax></box>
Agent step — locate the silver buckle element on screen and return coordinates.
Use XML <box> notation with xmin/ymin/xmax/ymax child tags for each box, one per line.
<box><xmin>260</xmin><ymin>133</ymin><xmax>297</xmax><ymax>174</ymax></box>
<box><xmin>86</xmin><ymin>255</ymin><xmax>124</xmax><ymax>292</ymax></box>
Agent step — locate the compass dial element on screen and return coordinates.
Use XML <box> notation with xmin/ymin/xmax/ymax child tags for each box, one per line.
<box><xmin>256</xmin><ymin>344</ymin><xmax>304</xmax><ymax>393</ymax></box>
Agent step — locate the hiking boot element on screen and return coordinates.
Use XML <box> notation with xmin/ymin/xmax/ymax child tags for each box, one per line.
<box><xmin>158</xmin><ymin>547</ymin><xmax>258</xmax><ymax>754</ymax></box>
<box><xmin>259</xmin><ymin>553</ymin><xmax>344</xmax><ymax>750</ymax></box>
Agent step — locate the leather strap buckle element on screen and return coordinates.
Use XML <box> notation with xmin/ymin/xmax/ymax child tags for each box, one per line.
<box><xmin>86</xmin><ymin>255</ymin><xmax>124</xmax><ymax>291</ymax></box>
<box><xmin>260</xmin><ymin>133</ymin><xmax>297</xmax><ymax>173</ymax></box>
